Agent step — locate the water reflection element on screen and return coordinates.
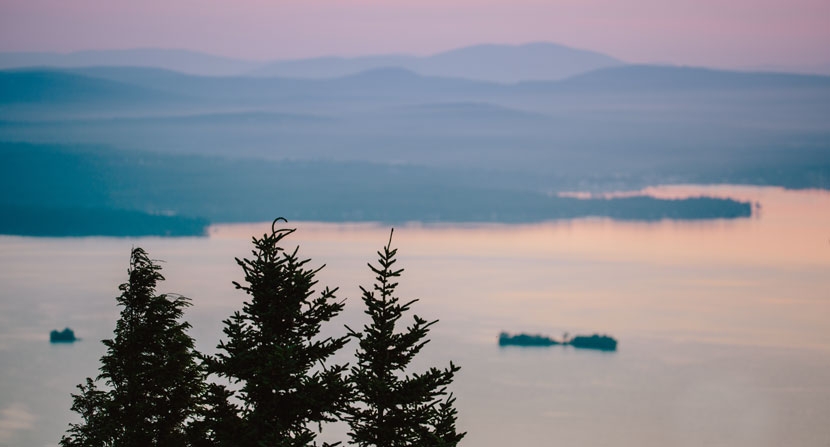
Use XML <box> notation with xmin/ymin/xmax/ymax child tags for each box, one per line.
<box><xmin>0</xmin><ymin>185</ymin><xmax>829</xmax><ymax>446</ymax></box>
<box><xmin>209</xmin><ymin>185</ymin><xmax>830</xmax><ymax>350</ymax></box>
<box><xmin>212</xmin><ymin>185</ymin><xmax>830</xmax><ymax>268</ymax></box>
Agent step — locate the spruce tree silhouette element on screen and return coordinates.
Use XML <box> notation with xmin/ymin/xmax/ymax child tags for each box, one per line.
<box><xmin>61</xmin><ymin>247</ymin><xmax>204</xmax><ymax>447</ymax></box>
<box><xmin>205</xmin><ymin>218</ymin><xmax>350</xmax><ymax>446</ymax></box>
<box><xmin>345</xmin><ymin>230</ymin><xmax>465</xmax><ymax>447</ymax></box>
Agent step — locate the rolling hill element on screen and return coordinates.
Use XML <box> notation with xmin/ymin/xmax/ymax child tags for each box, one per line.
<box><xmin>0</xmin><ymin>48</ymin><xmax>259</xmax><ymax>76</ymax></box>
<box><xmin>0</xmin><ymin>42</ymin><xmax>623</xmax><ymax>83</ymax></box>
<box><xmin>0</xmin><ymin>62</ymin><xmax>827</xmax><ymax>200</ymax></box>
<box><xmin>250</xmin><ymin>42</ymin><xmax>623</xmax><ymax>83</ymax></box>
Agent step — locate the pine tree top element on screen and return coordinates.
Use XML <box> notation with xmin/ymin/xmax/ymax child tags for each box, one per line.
<box><xmin>206</xmin><ymin>218</ymin><xmax>350</xmax><ymax>446</ymax></box>
<box><xmin>62</xmin><ymin>247</ymin><xmax>204</xmax><ymax>447</ymax></box>
<box><xmin>346</xmin><ymin>229</ymin><xmax>465</xmax><ymax>447</ymax></box>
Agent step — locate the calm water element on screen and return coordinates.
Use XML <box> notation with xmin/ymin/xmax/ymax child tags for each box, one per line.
<box><xmin>1</xmin><ymin>185</ymin><xmax>829</xmax><ymax>446</ymax></box>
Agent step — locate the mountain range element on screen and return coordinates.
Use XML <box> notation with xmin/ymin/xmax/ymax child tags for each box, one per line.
<box><xmin>0</xmin><ymin>42</ymin><xmax>622</xmax><ymax>83</ymax></box>
<box><xmin>0</xmin><ymin>41</ymin><xmax>828</xmax><ymax>234</ymax></box>
<box><xmin>248</xmin><ymin>42</ymin><xmax>623</xmax><ymax>82</ymax></box>
<box><xmin>5</xmin><ymin>64</ymin><xmax>829</xmax><ymax>107</ymax></box>
<box><xmin>2</xmin><ymin>62</ymin><xmax>827</xmax><ymax>184</ymax></box>
<box><xmin>0</xmin><ymin>48</ymin><xmax>259</xmax><ymax>77</ymax></box>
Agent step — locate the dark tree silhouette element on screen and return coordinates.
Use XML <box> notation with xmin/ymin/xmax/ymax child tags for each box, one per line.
<box><xmin>205</xmin><ymin>218</ymin><xmax>350</xmax><ymax>446</ymax></box>
<box><xmin>61</xmin><ymin>247</ymin><xmax>205</xmax><ymax>447</ymax></box>
<box><xmin>187</xmin><ymin>383</ymin><xmax>244</xmax><ymax>447</ymax></box>
<box><xmin>345</xmin><ymin>230</ymin><xmax>465</xmax><ymax>447</ymax></box>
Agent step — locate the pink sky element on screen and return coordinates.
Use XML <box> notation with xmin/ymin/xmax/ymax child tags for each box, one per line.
<box><xmin>1</xmin><ymin>0</ymin><xmax>829</xmax><ymax>69</ymax></box>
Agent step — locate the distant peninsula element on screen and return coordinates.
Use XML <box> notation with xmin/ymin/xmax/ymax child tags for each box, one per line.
<box><xmin>499</xmin><ymin>332</ymin><xmax>618</xmax><ymax>351</ymax></box>
<box><xmin>0</xmin><ymin>142</ymin><xmax>754</xmax><ymax>237</ymax></box>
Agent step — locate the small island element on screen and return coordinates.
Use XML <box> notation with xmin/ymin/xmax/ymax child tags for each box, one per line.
<box><xmin>499</xmin><ymin>332</ymin><xmax>617</xmax><ymax>351</ymax></box>
<box><xmin>50</xmin><ymin>328</ymin><xmax>78</xmax><ymax>343</ymax></box>
<box><xmin>568</xmin><ymin>334</ymin><xmax>617</xmax><ymax>351</ymax></box>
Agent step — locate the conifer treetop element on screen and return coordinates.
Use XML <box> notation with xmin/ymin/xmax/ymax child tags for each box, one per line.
<box><xmin>346</xmin><ymin>229</ymin><xmax>465</xmax><ymax>447</ymax></box>
<box><xmin>206</xmin><ymin>218</ymin><xmax>350</xmax><ymax>447</ymax></box>
<box><xmin>61</xmin><ymin>247</ymin><xmax>204</xmax><ymax>447</ymax></box>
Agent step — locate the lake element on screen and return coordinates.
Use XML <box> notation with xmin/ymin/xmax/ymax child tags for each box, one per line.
<box><xmin>1</xmin><ymin>185</ymin><xmax>829</xmax><ymax>446</ymax></box>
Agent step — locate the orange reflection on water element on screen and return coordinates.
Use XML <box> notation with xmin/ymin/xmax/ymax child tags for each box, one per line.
<box><xmin>210</xmin><ymin>185</ymin><xmax>830</xmax><ymax>269</ymax></box>
<box><xmin>208</xmin><ymin>185</ymin><xmax>830</xmax><ymax>350</ymax></box>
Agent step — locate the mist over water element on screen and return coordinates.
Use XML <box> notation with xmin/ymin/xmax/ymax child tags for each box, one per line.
<box><xmin>1</xmin><ymin>185</ymin><xmax>828</xmax><ymax>446</ymax></box>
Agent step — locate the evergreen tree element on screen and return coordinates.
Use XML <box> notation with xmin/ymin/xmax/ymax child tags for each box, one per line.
<box><xmin>345</xmin><ymin>230</ymin><xmax>465</xmax><ymax>447</ymax></box>
<box><xmin>205</xmin><ymin>218</ymin><xmax>350</xmax><ymax>446</ymax></box>
<box><xmin>61</xmin><ymin>247</ymin><xmax>205</xmax><ymax>447</ymax></box>
<box><xmin>187</xmin><ymin>383</ymin><xmax>244</xmax><ymax>447</ymax></box>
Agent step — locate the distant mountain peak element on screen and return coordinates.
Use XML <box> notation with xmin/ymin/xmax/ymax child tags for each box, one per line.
<box><xmin>247</xmin><ymin>41</ymin><xmax>623</xmax><ymax>83</ymax></box>
<box><xmin>433</xmin><ymin>41</ymin><xmax>620</xmax><ymax>57</ymax></box>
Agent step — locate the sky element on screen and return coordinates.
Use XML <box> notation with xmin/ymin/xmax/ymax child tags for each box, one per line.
<box><xmin>1</xmin><ymin>0</ymin><xmax>829</xmax><ymax>70</ymax></box>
